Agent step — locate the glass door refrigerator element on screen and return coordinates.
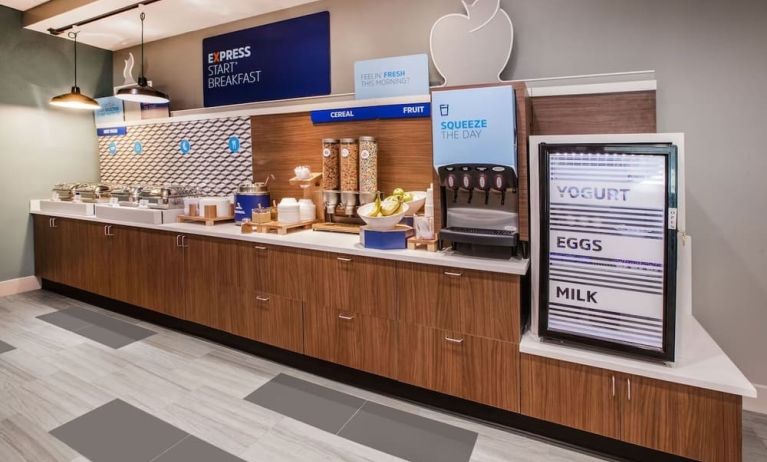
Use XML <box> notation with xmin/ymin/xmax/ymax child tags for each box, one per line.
<box><xmin>537</xmin><ymin>142</ymin><xmax>678</xmax><ymax>361</ymax></box>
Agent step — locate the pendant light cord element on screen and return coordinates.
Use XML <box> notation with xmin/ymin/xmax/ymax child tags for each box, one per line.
<box><xmin>68</xmin><ymin>31</ymin><xmax>78</xmax><ymax>86</ymax></box>
<box><xmin>140</xmin><ymin>12</ymin><xmax>145</xmax><ymax>79</ymax></box>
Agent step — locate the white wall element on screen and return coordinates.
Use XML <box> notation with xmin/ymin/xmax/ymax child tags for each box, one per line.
<box><xmin>111</xmin><ymin>0</ymin><xmax>765</xmax><ymax>390</ymax></box>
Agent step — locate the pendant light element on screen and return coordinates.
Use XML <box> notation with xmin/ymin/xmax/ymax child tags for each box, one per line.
<box><xmin>116</xmin><ymin>12</ymin><xmax>169</xmax><ymax>104</ymax></box>
<box><xmin>50</xmin><ymin>31</ymin><xmax>101</xmax><ymax>110</ymax></box>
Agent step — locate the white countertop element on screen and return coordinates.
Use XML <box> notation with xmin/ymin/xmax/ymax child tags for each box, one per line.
<box><xmin>29</xmin><ymin>204</ymin><xmax>529</xmax><ymax>276</ymax></box>
<box><xmin>520</xmin><ymin>316</ymin><xmax>757</xmax><ymax>398</ymax></box>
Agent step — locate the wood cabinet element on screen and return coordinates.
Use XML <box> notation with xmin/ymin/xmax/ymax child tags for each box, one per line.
<box><xmin>131</xmin><ymin>230</ymin><xmax>186</xmax><ymax>319</ymax></box>
<box><xmin>521</xmin><ymin>354</ymin><xmax>742</xmax><ymax>461</ymax></box>
<box><xmin>621</xmin><ymin>374</ymin><xmax>742</xmax><ymax>462</ymax></box>
<box><xmin>397</xmin><ymin>262</ymin><xmax>520</xmax><ymax>342</ymax></box>
<box><xmin>398</xmin><ymin>323</ymin><xmax>519</xmax><ymax>412</ymax></box>
<box><xmin>521</xmin><ymin>355</ymin><xmax>620</xmax><ymax>439</ymax></box>
<box><xmin>236</xmin><ymin>243</ymin><xmax>313</xmax><ymax>301</ymax></box>
<box><xmin>316</xmin><ymin>253</ymin><xmax>397</xmax><ymax>319</ymax></box>
<box><xmin>304</xmin><ymin>304</ymin><xmax>397</xmax><ymax>378</ymax></box>
<box><xmin>231</xmin><ymin>293</ymin><xmax>303</xmax><ymax>353</ymax></box>
<box><xmin>33</xmin><ymin>215</ymin><xmax>69</xmax><ymax>284</ymax></box>
<box><xmin>183</xmin><ymin>235</ymin><xmax>240</xmax><ymax>331</ymax></box>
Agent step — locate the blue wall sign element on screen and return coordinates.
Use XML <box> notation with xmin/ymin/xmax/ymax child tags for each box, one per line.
<box><xmin>97</xmin><ymin>126</ymin><xmax>127</xmax><ymax>137</ymax></box>
<box><xmin>354</xmin><ymin>54</ymin><xmax>430</xmax><ymax>99</ymax></box>
<box><xmin>228</xmin><ymin>136</ymin><xmax>240</xmax><ymax>154</ymax></box>
<box><xmin>202</xmin><ymin>12</ymin><xmax>331</xmax><ymax>107</ymax></box>
<box><xmin>311</xmin><ymin>103</ymin><xmax>431</xmax><ymax>124</ymax></box>
<box><xmin>180</xmin><ymin>139</ymin><xmax>191</xmax><ymax>155</ymax></box>
<box><xmin>133</xmin><ymin>141</ymin><xmax>143</xmax><ymax>155</ymax></box>
<box><xmin>432</xmin><ymin>86</ymin><xmax>516</xmax><ymax>169</ymax></box>
<box><xmin>108</xmin><ymin>142</ymin><xmax>118</xmax><ymax>155</ymax></box>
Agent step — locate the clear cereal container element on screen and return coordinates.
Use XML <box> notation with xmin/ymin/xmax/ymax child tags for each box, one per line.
<box><xmin>358</xmin><ymin>136</ymin><xmax>378</xmax><ymax>204</ymax></box>
<box><xmin>321</xmin><ymin>138</ymin><xmax>340</xmax><ymax>191</ymax></box>
<box><xmin>339</xmin><ymin>138</ymin><xmax>359</xmax><ymax>213</ymax></box>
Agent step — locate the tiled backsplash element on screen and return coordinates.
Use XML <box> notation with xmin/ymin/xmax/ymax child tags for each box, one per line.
<box><xmin>98</xmin><ymin>116</ymin><xmax>253</xmax><ymax>196</ymax></box>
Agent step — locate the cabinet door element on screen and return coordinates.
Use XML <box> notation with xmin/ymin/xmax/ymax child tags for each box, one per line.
<box><xmin>231</xmin><ymin>293</ymin><xmax>303</xmax><ymax>353</ymax></box>
<box><xmin>136</xmin><ymin>230</ymin><xmax>186</xmax><ymax>319</ymax></box>
<box><xmin>304</xmin><ymin>304</ymin><xmax>397</xmax><ymax>378</ymax></box>
<box><xmin>237</xmin><ymin>243</ymin><xmax>312</xmax><ymax>301</ymax></box>
<box><xmin>108</xmin><ymin>225</ymin><xmax>144</xmax><ymax>306</ymax></box>
<box><xmin>620</xmin><ymin>375</ymin><xmax>742</xmax><ymax>461</ymax></box>
<box><xmin>398</xmin><ymin>323</ymin><xmax>519</xmax><ymax>411</ymax></box>
<box><xmin>33</xmin><ymin>215</ymin><xmax>64</xmax><ymax>282</ymax></box>
<box><xmin>397</xmin><ymin>263</ymin><xmax>520</xmax><ymax>342</ymax></box>
<box><xmin>184</xmin><ymin>236</ymin><xmax>239</xmax><ymax>331</ymax></box>
<box><xmin>69</xmin><ymin>221</ymin><xmax>112</xmax><ymax>296</ymax></box>
<box><xmin>317</xmin><ymin>254</ymin><xmax>396</xmax><ymax>319</ymax></box>
<box><xmin>520</xmin><ymin>355</ymin><xmax>620</xmax><ymax>439</ymax></box>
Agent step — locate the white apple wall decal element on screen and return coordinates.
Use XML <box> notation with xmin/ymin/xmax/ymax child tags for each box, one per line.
<box><xmin>430</xmin><ymin>0</ymin><xmax>514</xmax><ymax>86</ymax></box>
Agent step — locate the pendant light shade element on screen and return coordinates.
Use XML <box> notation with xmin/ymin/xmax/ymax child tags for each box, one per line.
<box><xmin>50</xmin><ymin>31</ymin><xmax>100</xmax><ymax>110</ymax></box>
<box><xmin>116</xmin><ymin>12</ymin><xmax>168</xmax><ymax>104</ymax></box>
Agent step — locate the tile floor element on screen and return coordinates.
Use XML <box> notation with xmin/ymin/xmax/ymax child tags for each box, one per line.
<box><xmin>0</xmin><ymin>290</ymin><xmax>764</xmax><ymax>462</ymax></box>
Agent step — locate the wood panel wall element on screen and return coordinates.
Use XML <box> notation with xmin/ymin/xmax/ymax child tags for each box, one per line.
<box><xmin>250</xmin><ymin>114</ymin><xmax>434</xmax><ymax>209</ymax></box>
<box><xmin>530</xmin><ymin>90</ymin><xmax>656</xmax><ymax>136</ymax></box>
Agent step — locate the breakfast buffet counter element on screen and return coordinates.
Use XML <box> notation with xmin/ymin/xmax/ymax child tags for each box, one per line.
<box><xmin>29</xmin><ymin>202</ymin><xmax>530</xmax><ymax>275</ymax></box>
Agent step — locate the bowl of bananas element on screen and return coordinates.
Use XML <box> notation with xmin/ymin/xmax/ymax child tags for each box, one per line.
<box><xmin>358</xmin><ymin>195</ymin><xmax>410</xmax><ymax>230</ymax></box>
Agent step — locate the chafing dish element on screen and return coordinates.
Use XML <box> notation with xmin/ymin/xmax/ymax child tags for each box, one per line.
<box><xmin>111</xmin><ymin>185</ymin><xmax>144</xmax><ymax>205</ymax></box>
<box><xmin>73</xmin><ymin>183</ymin><xmax>113</xmax><ymax>202</ymax></box>
<box><xmin>52</xmin><ymin>183</ymin><xmax>80</xmax><ymax>201</ymax></box>
<box><xmin>138</xmin><ymin>185</ymin><xmax>199</xmax><ymax>209</ymax></box>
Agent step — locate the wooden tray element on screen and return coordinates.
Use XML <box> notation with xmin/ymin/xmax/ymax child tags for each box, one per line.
<box><xmin>255</xmin><ymin>220</ymin><xmax>314</xmax><ymax>235</ymax></box>
<box><xmin>177</xmin><ymin>215</ymin><xmax>235</xmax><ymax>226</ymax></box>
<box><xmin>407</xmin><ymin>236</ymin><xmax>439</xmax><ymax>252</ymax></box>
<box><xmin>312</xmin><ymin>222</ymin><xmax>361</xmax><ymax>234</ymax></box>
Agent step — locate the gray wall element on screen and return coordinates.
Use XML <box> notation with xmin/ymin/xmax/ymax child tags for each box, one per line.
<box><xmin>0</xmin><ymin>6</ymin><xmax>112</xmax><ymax>282</ymax></box>
<box><xmin>114</xmin><ymin>0</ymin><xmax>766</xmax><ymax>387</ymax></box>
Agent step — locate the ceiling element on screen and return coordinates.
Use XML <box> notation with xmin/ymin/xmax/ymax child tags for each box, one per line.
<box><xmin>1</xmin><ymin>0</ymin><xmax>48</xmax><ymax>10</ymax></box>
<box><xmin>14</xmin><ymin>0</ymin><xmax>320</xmax><ymax>50</ymax></box>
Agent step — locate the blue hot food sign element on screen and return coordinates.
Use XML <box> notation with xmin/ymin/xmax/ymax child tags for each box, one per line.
<box><xmin>202</xmin><ymin>12</ymin><xmax>331</xmax><ymax>107</ymax></box>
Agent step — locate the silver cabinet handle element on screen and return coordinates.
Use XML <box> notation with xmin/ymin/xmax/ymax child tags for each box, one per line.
<box><xmin>175</xmin><ymin>235</ymin><xmax>182</xmax><ymax>247</ymax></box>
<box><xmin>48</xmin><ymin>218</ymin><xmax>53</xmax><ymax>227</ymax></box>
<box><xmin>256</xmin><ymin>296</ymin><xmax>270</xmax><ymax>302</ymax></box>
<box><xmin>180</xmin><ymin>235</ymin><xmax>189</xmax><ymax>248</ymax></box>
<box><xmin>104</xmin><ymin>225</ymin><xmax>108</xmax><ymax>236</ymax></box>
<box><xmin>254</xmin><ymin>245</ymin><xmax>267</xmax><ymax>251</ymax></box>
<box><xmin>338</xmin><ymin>314</ymin><xmax>355</xmax><ymax>320</ymax></box>
<box><xmin>627</xmin><ymin>378</ymin><xmax>632</xmax><ymax>401</ymax></box>
<box><xmin>50</xmin><ymin>218</ymin><xmax>57</xmax><ymax>228</ymax></box>
<box><xmin>104</xmin><ymin>225</ymin><xmax>115</xmax><ymax>237</ymax></box>
<box><xmin>443</xmin><ymin>271</ymin><xmax>462</xmax><ymax>277</ymax></box>
<box><xmin>337</xmin><ymin>257</ymin><xmax>352</xmax><ymax>262</ymax></box>
<box><xmin>611</xmin><ymin>376</ymin><xmax>616</xmax><ymax>398</ymax></box>
<box><xmin>444</xmin><ymin>336</ymin><xmax>464</xmax><ymax>344</ymax></box>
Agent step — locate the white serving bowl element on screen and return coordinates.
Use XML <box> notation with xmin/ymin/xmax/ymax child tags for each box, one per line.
<box><xmin>404</xmin><ymin>191</ymin><xmax>427</xmax><ymax>216</ymax></box>
<box><xmin>358</xmin><ymin>202</ymin><xmax>410</xmax><ymax>230</ymax></box>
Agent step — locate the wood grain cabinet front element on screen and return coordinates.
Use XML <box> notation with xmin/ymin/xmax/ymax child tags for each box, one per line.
<box><xmin>520</xmin><ymin>354</ymin><xmax>742</xmax><ymax>462</ymax></box>
<box><xmin>520</xmin><ymin>354</ymin><xmax>620</xmax><ymax>439</ymax></box>
<box><xmin>397</xmin><ymin>323</ymin><xmax>519</xmax><ymax>412</ymax></box>
<box><xmin>316</xmin><ymin>254</ymin><xmax>397</xmax><ymax>320</ymax></box>
<box><xmin>236</xmin><ymin>243</ymin><xmax>313</xmax><ymax>302</ymax></box>
<box><xmin>304</xmin><ymin>304</ymin><xmax>397</xmax><ymax>379</ymax></box>
<box><xmin>397</xmin><ymin>262</ymin><xmax>520</xmax><ymax>342</ymax></box>
<box><xmin>230</xmin><ymin>293</ymin><xmax>303</xmax><ymax>353</ymax></box>
<box><xmin>33</xmin><ymin>215</ymin><xmax>69</xmax><ymax>284</ymax></box>
<box><xmin>132</xmin><ymin>230</ymin><xmax>186</xmax><ymax>320</ymax></box>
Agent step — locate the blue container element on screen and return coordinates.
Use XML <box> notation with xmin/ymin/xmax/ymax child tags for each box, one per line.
<box><xmin>360</xmin><ymin>226</ymin><xmax>413</xmax><ymax>250</ymax></box>
<box><xmin>234</xmin><ymin>192</ymin><xmax>270</xmax><ymax>224</ymax></box>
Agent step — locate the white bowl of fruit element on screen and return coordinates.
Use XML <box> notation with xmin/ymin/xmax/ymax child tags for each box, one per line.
<box><xmin>359</xmin><ymin>195</ymin><xmax>410</xmax><ymax>230</ymax></box>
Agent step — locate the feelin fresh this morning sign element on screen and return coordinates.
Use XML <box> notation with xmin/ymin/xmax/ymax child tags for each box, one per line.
<box><xmin>431</xmin><ymin>85</ymin><xmax>516</xmax><ymax>169</ymax></box>
<box><xmin>354</xmin><ymin>54</ymin><xmax>430</xmax><ymax>99</ymax></box>
<box><xmin>202</xmin><ymin>12</ymin><xmax>330</xmax><ymax>107</ymax></box>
